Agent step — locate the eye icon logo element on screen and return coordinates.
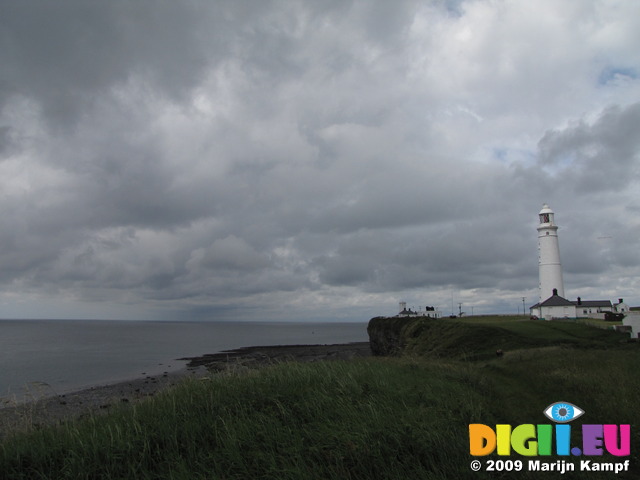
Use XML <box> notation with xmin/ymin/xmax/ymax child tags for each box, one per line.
<box><xmin>543</xmin><ymin>402</ymin><xmax>584</xmax><ymax>423</ymax></box>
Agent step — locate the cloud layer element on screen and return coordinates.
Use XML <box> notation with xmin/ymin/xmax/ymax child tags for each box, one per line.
<box><xmin>1</xmin><ymin>1</ymin><xmax>639</xmax><ymax>320</ymax></box>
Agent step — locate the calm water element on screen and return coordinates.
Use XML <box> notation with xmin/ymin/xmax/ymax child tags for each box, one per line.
<box><xmin>0</xmin><ymin>319</ymin><xmax>368</xmax><ymax>403</ymax></box>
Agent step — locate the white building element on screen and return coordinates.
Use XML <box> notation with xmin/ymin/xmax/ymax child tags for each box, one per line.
<box><xmin>530</xmin><ymin>288</ymin><xmax>576</xmax><ymax>320</ymax></box>
<box><xmin>622</xmin><ymin>311</ymin><xmax>640</xmax><ymax>338</ymax></box>
<box><xmin>530</xmin><ymin>293</ymin><xmax>619</xmax><ymax>321</ymax></box>
<box><xmin>614</xmin><ymin>299</ymin><xmax>630</xmax><ymax>313</ymax></box>
<box><xmin>397</xmin><ymin>302</ymin><xmax>441</xmax><ymax>318</ymax></box>
<box><xmin>529</xmin><ymin>204</ymin><xmax>630</xmax><ymax>322</ymax></box>
<box><xmin>537</xmin><ymin>204</ymin><xmax>564</xmax><ymax>302</ymax></box>
<box><xmin>574</xmin><ymin>298</ymin><xmax>613</xmax><ymax>317</ymax></box>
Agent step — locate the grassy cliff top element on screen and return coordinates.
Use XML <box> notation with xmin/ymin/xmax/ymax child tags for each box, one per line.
<box><xmin>368</xmin><ymin>315</ymin><xmax>631</xmax><ymax>361</ymax></box>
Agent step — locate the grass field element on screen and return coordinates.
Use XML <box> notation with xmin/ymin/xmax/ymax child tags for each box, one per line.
<box><xmin>1</xmin><ymin>316</ymin><xmax>638</xmax><ymax>479</ymax></box>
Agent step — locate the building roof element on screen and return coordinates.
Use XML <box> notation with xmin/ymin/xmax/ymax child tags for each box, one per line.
<box><xmin>572</xmin><ymin>300</ymin><xmax>612</xmax><ymax>308</ymax></box>
<box><xmin>540</xmin><ymin>295</ymin><xmax>575</xmax><ymax>307</ymax></box>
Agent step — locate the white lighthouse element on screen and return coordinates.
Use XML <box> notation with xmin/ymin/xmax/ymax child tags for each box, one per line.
<box><xmin>537</xmin><ymin>203</ymin><xmax>565</xmax><ymax>302</ymax></box>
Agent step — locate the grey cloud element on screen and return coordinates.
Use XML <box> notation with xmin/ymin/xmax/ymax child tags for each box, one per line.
<box><xmin>312</xmin><ymin>210</ymin><xmax>536</xmax><ymax>295</ymax></box>
<box><xmin>0</xmin><ymin>2</ymin><xmax>214</xmax><ymax>129</ymax></box>
<box><xmin>0</xmin><ymin>126</ymin><xmax>17</xmax><ymax>157</ymax></box>
<box><xmin>187</xmin><ymin>235</ymin><xmax>270</xmax><ymax>272</ymax></box>
<box><xmin>538</xmin><ymin>103</ymin><xmax>640</xmax><ymax>192</ymax></box>
<box><xmin>0</xmin><ymin>1</ymin><xmax>638</xmax><ymax>319</ymax></box>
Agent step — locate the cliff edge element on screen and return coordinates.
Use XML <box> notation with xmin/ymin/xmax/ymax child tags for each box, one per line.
<box><xmin>367</xmin><ymin>316</ymin><xmax>427</xmax><ymax>356</ymax></box>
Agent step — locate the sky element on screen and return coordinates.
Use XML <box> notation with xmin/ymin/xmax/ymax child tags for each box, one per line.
<box><xmin>0</xmin><ymin>0</ymin><xmax>639</xmax><ymax>322</ymax></box>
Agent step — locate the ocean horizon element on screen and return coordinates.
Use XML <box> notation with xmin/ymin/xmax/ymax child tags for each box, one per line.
<box><xmin>0</xmin><ymin>319</ymin><xmax>369</xmax><ymax>405</ymax></box>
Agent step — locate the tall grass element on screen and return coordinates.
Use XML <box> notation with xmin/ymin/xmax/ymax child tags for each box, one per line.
<box><xmin>2</xmin><ymin>319</ymin><xmax>639</xmax><ymax>479</ymax></box>
<box><xmin>1</xmin><ymin>359</ymin><xmax>490</xmax><ymax>479</ymax></box>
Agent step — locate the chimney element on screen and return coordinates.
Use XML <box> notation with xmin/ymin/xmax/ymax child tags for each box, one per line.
<box><xmin>577</xmin><ymin>297</ymin><xmax>582</xmax><ymax>305</ymax></box>
<box><xmin>619</xmin><ymin>298</ymin><xmax>624</xmax><ymax>304</ymax></box>
<box><xmin>553</xmin><ymin>288</ymin><xmax>558</xmax><ymax>296</ymax></box>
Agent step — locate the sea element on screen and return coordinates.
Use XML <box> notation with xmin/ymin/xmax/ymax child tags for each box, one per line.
<box><xmin>0</xmin><ymin>319</ymin><xmax>369</xmax><ymax>405</ymax></box>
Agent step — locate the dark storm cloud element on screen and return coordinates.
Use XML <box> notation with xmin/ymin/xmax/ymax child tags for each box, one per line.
<box><xmin>0</xmin><ymin>1</ymin><xmax>638</xmax><ymax>319</ymax></box>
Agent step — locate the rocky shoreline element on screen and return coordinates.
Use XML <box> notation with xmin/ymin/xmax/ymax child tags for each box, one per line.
<box><xmin>181</xmin><ymin>341</ymin><xmax>371</xmax><ymax>369</ymax></box>
<box><xmin>0</xmin><ymin>342</ymin><xmax>370</xmax><ymax>441</ymax></box>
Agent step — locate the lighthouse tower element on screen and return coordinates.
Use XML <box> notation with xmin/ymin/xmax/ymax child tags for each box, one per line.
<box><xmin>537</xmin><ymin>204</ymin><xmax>565</xmax><ymax>302</ymax></box>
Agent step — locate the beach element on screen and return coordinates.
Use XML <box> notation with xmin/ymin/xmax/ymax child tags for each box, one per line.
<box><xmin>0</xmin><ymin>342</ymin><xmax>370</xmax><ymax>441</ymax></box>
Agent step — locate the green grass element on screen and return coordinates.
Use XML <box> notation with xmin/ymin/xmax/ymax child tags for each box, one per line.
<box><xmin>400</xmin><ymin>315</ymin><xmax>630</xmax><ymax>360</ymax></box>
<box><xmin>575</xmin><ymin>317</ymin><xmax>623</xmax><ymax>328</ymax></box>
<box><xmin>1</xmin><ymin>360</ymin><xmax>488</xmax><ymax>479</ymax></box>
<box><xmin>1</xmin><ymin>318</ymin><xmax>639</xmax><ymax>479</ymax></box>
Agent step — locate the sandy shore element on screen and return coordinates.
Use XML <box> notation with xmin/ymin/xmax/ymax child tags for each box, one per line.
<box><xmin>0</xmin><ymin>342</ymin><xmax>370</xmax><ymax>441</ymax></box>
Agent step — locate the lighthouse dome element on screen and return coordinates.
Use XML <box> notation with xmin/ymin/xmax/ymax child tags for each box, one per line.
<box><xmin>539</xmin><ymin>204</ymin><xmax>554</xmax><ymax>215</ymax></box>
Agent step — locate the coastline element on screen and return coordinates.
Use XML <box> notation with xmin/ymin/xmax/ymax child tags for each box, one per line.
<box><xmin>0</xmin><ymin>342</ymin><xmax>370</xmax><ymax>441</ymax></box>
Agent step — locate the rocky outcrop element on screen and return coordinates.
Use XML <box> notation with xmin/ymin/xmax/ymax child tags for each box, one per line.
<box><xmin>367</xmin><ymin>316</ymin><xmax>425</xmax><ymax>356</ymax></box>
